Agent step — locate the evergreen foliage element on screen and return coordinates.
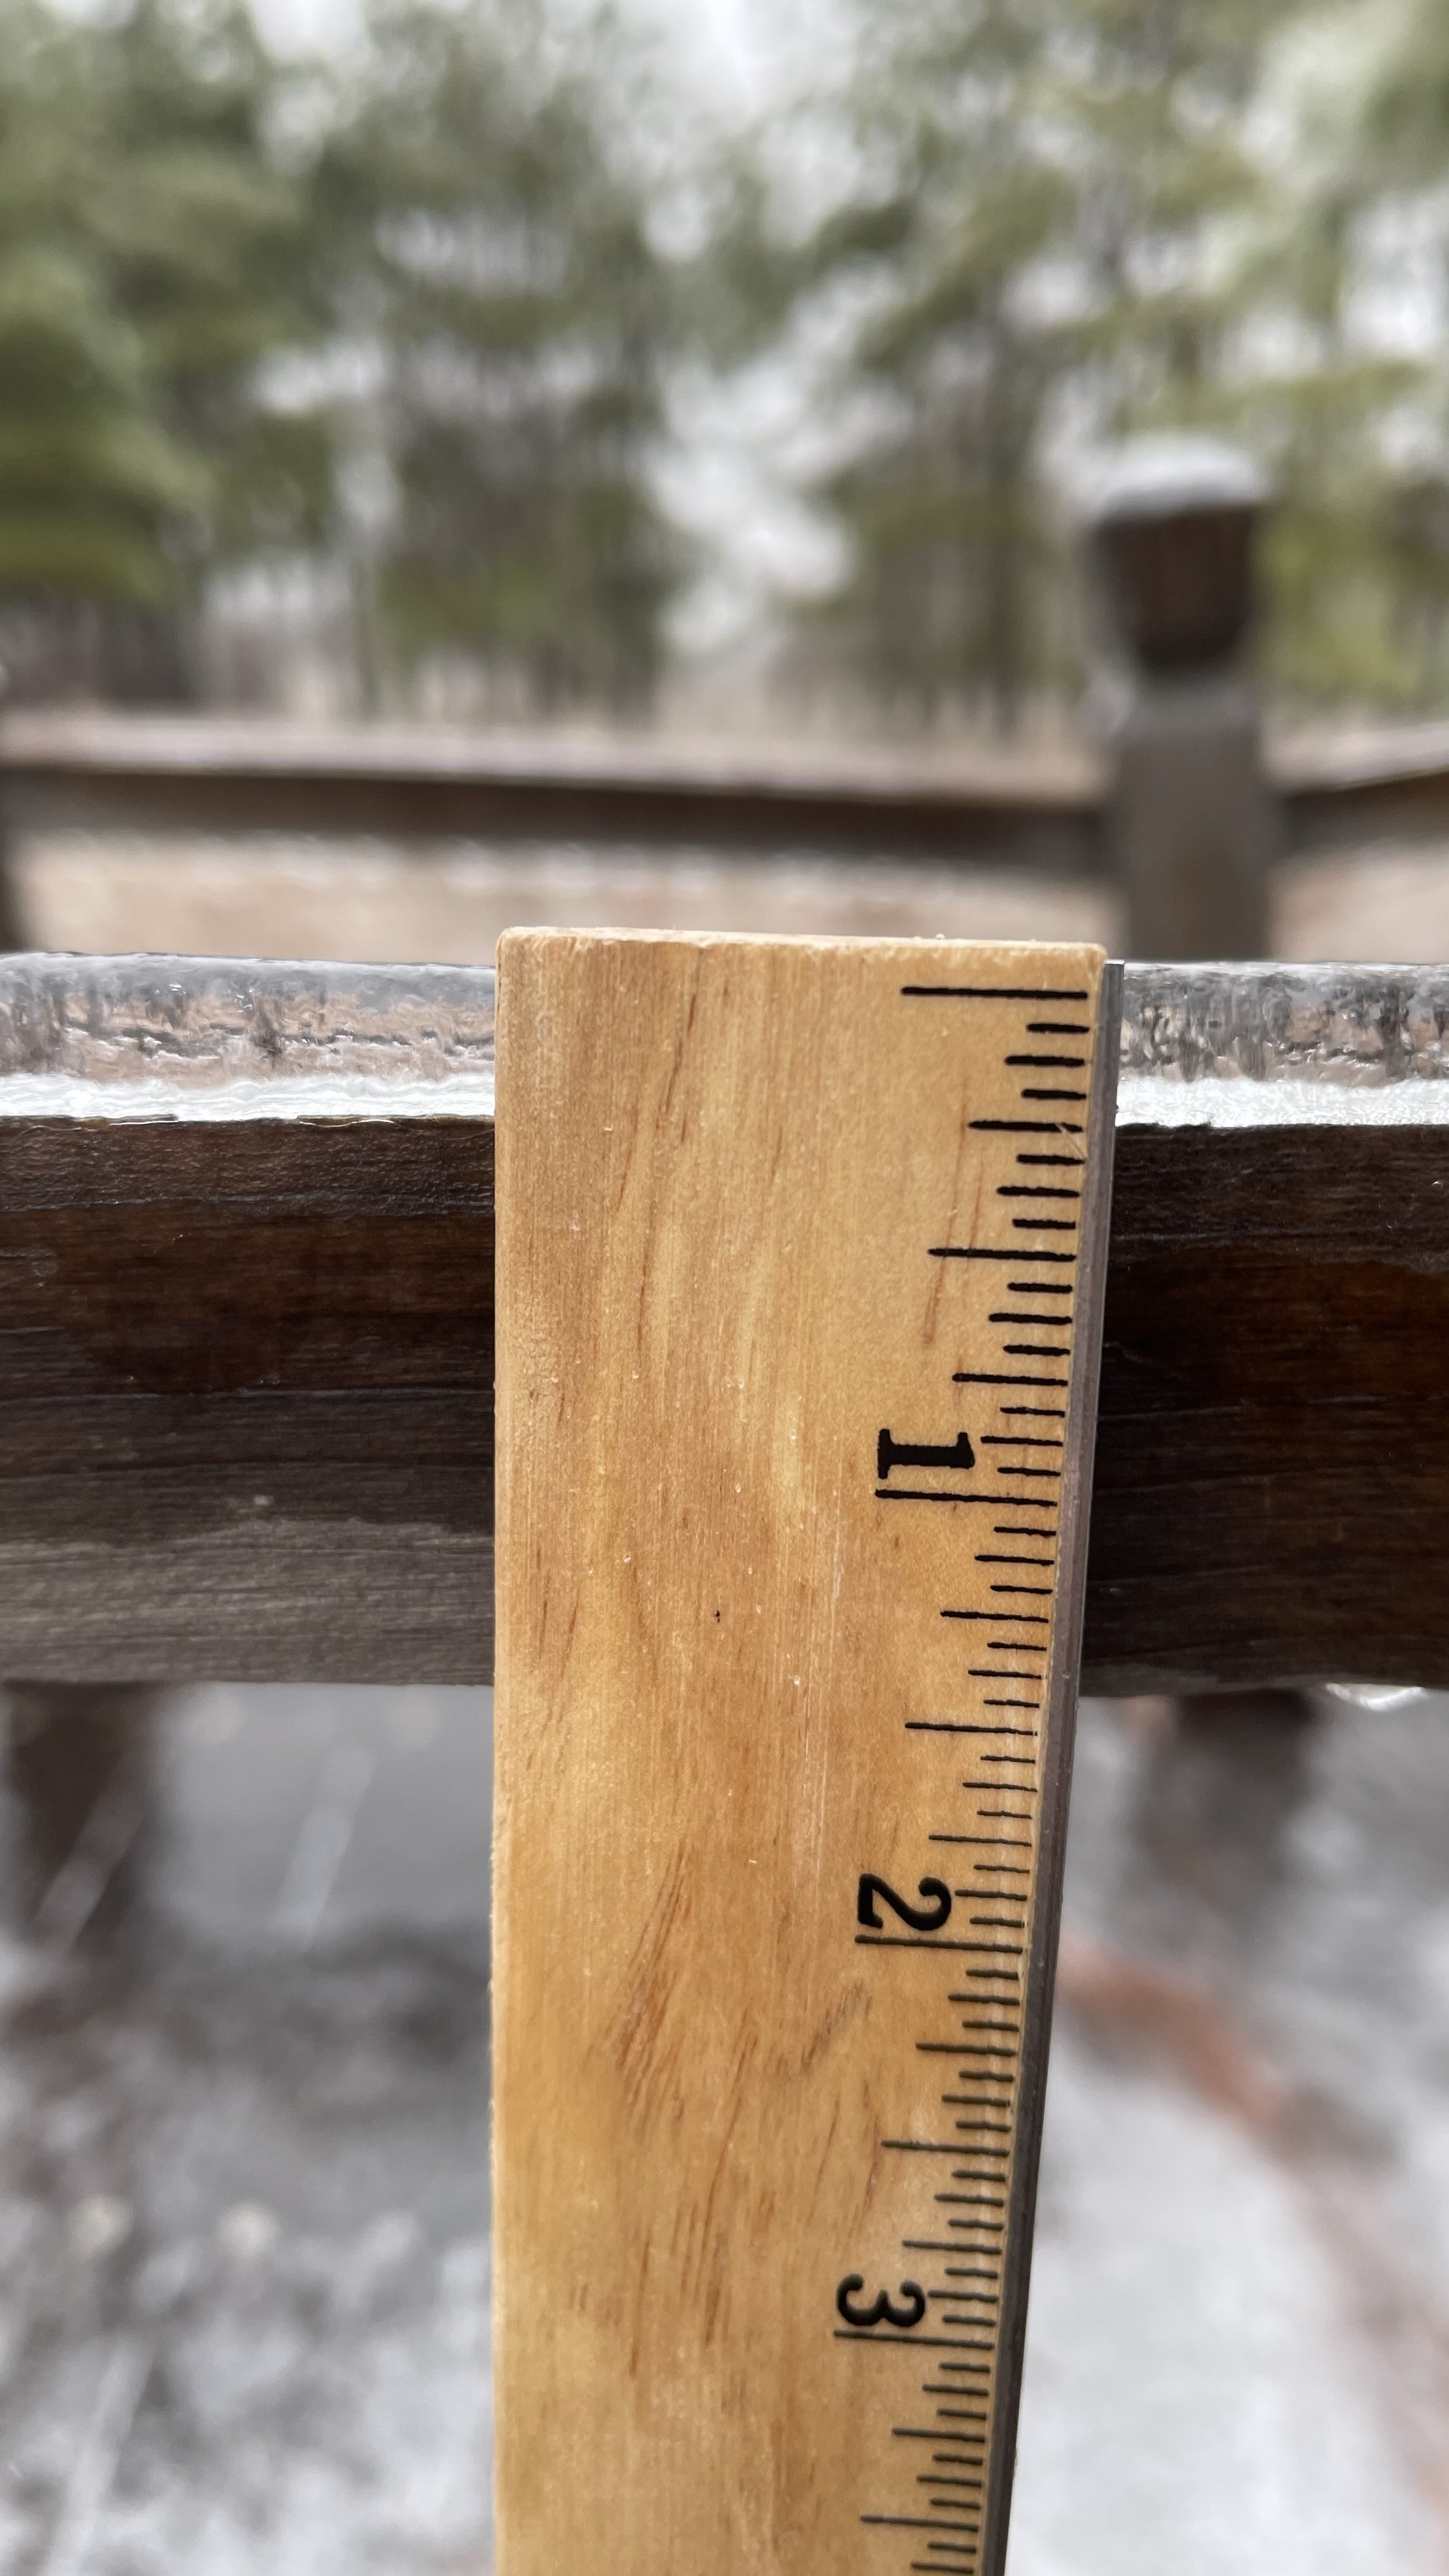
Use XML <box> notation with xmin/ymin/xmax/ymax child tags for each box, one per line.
<box><xmin>320</xmin><ymin>0</ymin><xmax>685</xmax><ymax>711</ymax></box>
<box><xmin>778</xmin><ymin>0</ymin><xmax>1449</xmax><ymax>718</ymax></box>
<box><xmin>0</xmin><ymin>0</ymin><xmax>682</xmax><ymax>706</ymax></box>
<box><xmin>0</xmin><ymin>0</ymin><xmax>326</xmax><ymax>696</ymax></box>
<box><xmin>780</xmin><ymin>0</ymin><xmax>1308</xmax><ymax>725</ymax></box>
<box><xmin>3</xmin><ymin>0</ymin><xmax>1449</xmax><ymax>714</ymax></box>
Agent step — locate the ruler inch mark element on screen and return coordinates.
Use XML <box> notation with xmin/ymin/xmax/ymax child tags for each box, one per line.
<box><xmin>887</xmin><ymin>2411</ymin><xmax>985</xmax><ymax>2432</ymax></box>
<box><xmin>898</xmin><ymin>984</ymin><xmax>1089</xmax><ymax>1000</ymax></box>
<box><xmin>956</xmin><ymin>1369</ymin><xmax>1069</xmax><ymax>1385</ymax></box>
<box><xmin>977</xmin><ymin>1450</ymin><xmax>1062</xmax><ymax>1460</ymax></box>
<box><xmin>933</xmin><ymin>1246</ymin><xmax>1076</xmax><ymax>1263</ymax></box>
<box><xmin>941</xmin><ymin>1609</ymin><xmax>1049</xmax><ymax>1625</ymax></box>
<box><xmin>905</xmin><ymin>1722</ymin><xmax>1036</xmax><ymax>1736</ymax></box>
<box><xmin>986</xmin><ymin>1330</ymin><xmax>1070</xmax><ymax>1344</ymax></box>
<box><xmin>857</xmin><ymin>1937</ymin><xmax>1022</xmax><ymax>1955</ymax></box>
<box><xmin>863</xmin><ymin>2510</ymin><xmax>983</xmax><ymax>2528</ymax></box>
<box><xmin>915</xmin><ymin>2047</ymin><xmax>1012</xmax><ymax>2059</ymax></box>
<box><xmin>903</xmin><ymin>2251</ymin><xmax>1002</xmax><ymax>2262</ymax></box>
<box><xmin>835</xmin><ymin>2331</ymin><xmax>988</xmax><ymax>2350</ymax></box>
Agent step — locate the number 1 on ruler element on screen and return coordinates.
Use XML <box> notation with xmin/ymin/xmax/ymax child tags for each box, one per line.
<box><xmin>494</xmin><ymin>933</ymin><xmax>1121</xmax><ymax>2575</ymax></box>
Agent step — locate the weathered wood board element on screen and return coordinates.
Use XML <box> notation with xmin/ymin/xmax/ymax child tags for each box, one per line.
<box><xmin>0</xmin><ymin>1081</ymin><xmax>1443</xmax><ymax>1686</ymax></box>
<box><xmin>493</xmin><ymin>931</ymin><xmax>1118</xmax><ymax>2575</ymax></box>
<box><xmin>0</xmin><ymin>1117</ymin><xmax>491</xmax><ymax>1681</ymax></box>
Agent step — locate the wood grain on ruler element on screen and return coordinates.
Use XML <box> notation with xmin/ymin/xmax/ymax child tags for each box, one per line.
<box><xmin>493</xmin><ymin>931</ymin><xmax>1117</xmax><ymax>2576</ymax></box>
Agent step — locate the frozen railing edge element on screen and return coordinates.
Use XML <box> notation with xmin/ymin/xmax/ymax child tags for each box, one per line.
<box><xmin>0</xmin><ymin>954</ymin><xmax>498</xmax><ymax>1120</ymax></box>
<box><xmin>1119</xmin><ymin>962</ymin><xmax>1449</xmax><ymax>1128</ymax></box>
<box><xmin>0</xmin><ymin>954</ymin><xmax>1444</xmax><ymax>1122</ymax></box>
<box><xmin>1121</xmin><ymin>961</ymin><xmax>1449</xmax><ymax>1081</ymax></box>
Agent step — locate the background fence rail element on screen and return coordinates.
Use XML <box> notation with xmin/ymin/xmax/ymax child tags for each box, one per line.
<box><xmin>8</xmin><ymin>713</ymin><xmax>1449</xmax><ymax>871</ymax></box>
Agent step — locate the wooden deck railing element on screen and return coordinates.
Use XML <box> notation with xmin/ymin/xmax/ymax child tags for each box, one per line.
<box><xmin>6</xmin><ymin>711</ymin><xmax>1449</xmax><ymax>868</ymax></box>
<box><xmin>0</xmin><ymin>953</ymin><xmax>1442</xmax><ymax>1696</ymax></box>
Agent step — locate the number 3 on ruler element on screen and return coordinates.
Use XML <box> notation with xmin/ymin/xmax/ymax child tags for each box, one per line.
<box><xmin>836</xmin><ymin>2276</ymin><xmax>928</xmax><ymax>2331</ymax></box>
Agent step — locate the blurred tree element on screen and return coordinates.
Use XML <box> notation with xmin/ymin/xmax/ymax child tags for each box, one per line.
<box><xmin>321</xmin><ymin>0</ymin><xmax>686</xmax><ymax>713</ymax></box>
<box><xmin>781</xmin><ymin>0</ymin><xmax>1315</xmax><ymax>730</ymax></box>
<box><xmin>0</xmin><ymin>0</ymin><xmax>333</xmax><ymax>701</ymax></box>
<box><xmin>95</xmin><ymin>2</ymin><xmax>338</xmax><ymax>578</ymax></box>
<box><xmin>6</xmin><ymin>0</ymin><xmax>1448</xmax><ymax>723</ymax></box>
<box><xmin>1161</xmin><ymin>8</ymin><xmax>1444</xmax><ymax>712</ymax></box>
<box><xmin>0</xmin><ymin>2</ymin><xmax>193</xmax><ymax>696</ymax></box>
<box><xmin>1284</xmin><ymin>0</ymin><xmax>1449</xmax><ymax>708</ymax></box>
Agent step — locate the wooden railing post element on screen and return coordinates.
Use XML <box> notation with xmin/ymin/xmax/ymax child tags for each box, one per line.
<box><xmin>1085</xmin><ymin>438</ymin><xmax>1273</xmax><ymax>959</ymax></box>
<box><xmin>0</xmin><ymin>677</ymin><xmax>30</xmax><ymax>954</ymax></box>
<box><xmin>0</xmin><ymin>689</ymin><xmax>148</xmax><ymax>1878</ymax></box>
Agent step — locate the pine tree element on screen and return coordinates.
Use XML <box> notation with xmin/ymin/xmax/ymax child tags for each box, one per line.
<box><xmin>320</xmin><ymin>0</ymin><xmax>686</xmax><ymax>713</ymax></box>
<box><xmin>785</xmin><ymin>0</ymin><xmax>1308</xmax><ymax>728</ymax></box>
<box><xmin>0</xmin><ymin>0</ymin><xmax>333</xmax><ymax>700</ymax></box>
<box><xmin>0</xmin><ymin>3</ymin><xmax>194</xmax><ymax>693</ymax></box>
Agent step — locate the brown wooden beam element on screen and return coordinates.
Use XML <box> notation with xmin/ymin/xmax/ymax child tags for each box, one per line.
<box><xmin>0</xmin><ymin>715</ymin><xmax>1101</xmax><ymax>871</ymax></box>
<box><xmin>1086</xmin><ymin>1121</ymin><xmax>1449</xmax><ymax>1692</ymax></box>
<box><xmin>0</xmin><ymin>957</ymin><xmax>1441</xmax><ymax>1692</ymax></box>
<box><xmin>12</xmin><ymin>711</ymin><xmax>1449</xmax><ymax>866</ymax></box>
<box><xmin>0</xmin><ymin>1116</ymin><xmax>493</xmax><ymax>1683</ymax></box>
<box><xmin>0</xmin><ymin>1103</ymin><xmax>1440</xmax><ymax>1691</ymax></box>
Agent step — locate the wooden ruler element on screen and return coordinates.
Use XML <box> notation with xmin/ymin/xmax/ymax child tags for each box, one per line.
<box><xmin>494</xmin><ymin>931</ymin><xmax>1121</xmax><ymax>2576</ymax></box>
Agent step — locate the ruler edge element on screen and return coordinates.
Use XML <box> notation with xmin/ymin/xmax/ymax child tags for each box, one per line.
<box><xmin>978</xmin><ymin>954</ymin><xmax>1123</xmax><ymax>2576</ymax></box>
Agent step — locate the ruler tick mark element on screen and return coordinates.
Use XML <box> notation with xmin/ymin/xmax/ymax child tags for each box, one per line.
<box><xmin>933</xmin><ymin>1246</ymin><xmax>1077</xmax><ymax>1264</ymax></box>
<box><xmin>967</xmin><ymin>1119</ymin><xmax>1085</xmax><ymax>1135</ymax></box>
<box><xmin>906</xmin><ymin>1722</ymin><xmax>1035</xmax><ymax>1736</ymax></box>
<box><xmin>942</xmin><ymin>1609</ymin><xmax>1050</xmax><ymax>1625</ymax></box>
<box><xmin>899</xmin><ymin>985</ymin><xmax>1089</xmax><ymax>1000</ymax></box>
<box><xmin>836</xmin><ymin>2331</ymin><xmax>986</xmax><ymax>2349</ymax></box>
<box><xmin>929</xmin><ymin>1834</ymin><xmax>1030</xmax><ymax>1846</ymax></box>
<box><xmin>956</xmin><ymin>1369</ymin><xmax>1070</xmax><ymax>1386</ymax></box>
